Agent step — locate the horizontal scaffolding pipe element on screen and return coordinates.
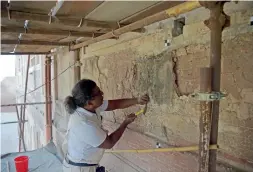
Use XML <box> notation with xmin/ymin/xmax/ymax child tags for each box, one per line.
<box><xmin>1</xmin><ymin>40</ymin><xmax>69</xmax><ymax>46</ymax></box>
<box><xmin>105</xmin><ymin>145</ymin><xmax>218</xmax><ymax>153</ymax></box>
<box><xmin>1</xmin><ymin>26</ymin><xmax>105</xmax><ymax>37</ymax></box>
<box><xmin>1</xmin><ymin>120</ymin><xmax>28</xmax><ymax>125</ymax></box>
<box><xmin>1</xmin><ymin>52</ymin><xmax>50</xmax><ymax>55</ymax></box>
<box><xmin>1</xmin><ymin>102</ymin><xmax>50</xmax><ymax>107</ymax></box>
<box><xmin>1</xmin><ymin>11</ymin><xmax>119</xmax><ymax>29</ymax></box>
<box><xmin>71</xmin><ymin>1</ymin><xmax>201</xmax><ymax>50</ymax></box>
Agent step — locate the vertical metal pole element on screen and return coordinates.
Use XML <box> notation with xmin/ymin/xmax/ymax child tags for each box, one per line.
<box><xmin>16</xmin><ymin>106</ymin><xmax>22</xmax><ymax>152</ymax></box>
<box><xmin>17</xmin><ymin>108</ymin><xmax>21</xmax><ymax>152</ymax></box>
<box><xmin>20</xmin><ymin>55</ymin><xmax>30</xmax><ymax>152</ymax></box>
<box><xmin>19</xmin><ymin>56</ymin><xmax>23</xmax><ymax>135</ymax></box>
<box><xmin>199</xmin><ymin>68</ymin><xmax>212</xmax><ymax>172</ymax></box>
<box><xmin>200</xmin><ymin>2</ymin><xmax>229</xmax><ymax>171</ymax></box>
<box><xmin>45</xmin><ymin>56</ymin><xmax>52</xmax><ymax>143</ymax></box>
<box><xmin>74</xmin><ymin>49</ymin><xmax>81</xmax><ymax>83</ymax></box>
<box><xmin>53</xmin><ymin>54</ymin><xmax>58</xmax><ymax>100</ymax></box>
<box><xmin>209</xmin><ymin>6</ymin><xmax>222</xmax><ymax>172</ymax></box>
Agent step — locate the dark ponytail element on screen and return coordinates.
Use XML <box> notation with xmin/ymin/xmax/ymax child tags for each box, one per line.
<box><xmin>64</xmin><ymin>79</ymin><xmax>97</xmax><ymax>114</ymax></box>
<box><xmin>64</xmin><ymin>96</ymin><xmax>77</xmax><ymax>114</ymax></box>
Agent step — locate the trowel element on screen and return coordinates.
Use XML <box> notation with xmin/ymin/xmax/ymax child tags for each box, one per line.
<box><xmin>135</xmin><ymin>103</ymin><xmax>148</xmax><ymax>116</ymax></box>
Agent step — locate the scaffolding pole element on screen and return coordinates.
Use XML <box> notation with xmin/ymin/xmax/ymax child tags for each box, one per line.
<box><xmin>199</xmin><ymin>2</ymin><xmax>230</xmax><ymax>172</ymax></box>
<box><xmin>71</xmin><ymin>1</ymin><xmax>201</xmax><ymax>50</ymax></box>
<box><xmin>1</xmin><ymin>102</ymin><xmax>49</xmax><ymax>107</ymax></box>
<box><xmin>199</xmin><ymin>68</ymin><xmax>212</xmax><ymax>172</ymax></box>
<box><xmin>45</xmin><ymin>56</ymin><xmax>52</xmax><ymax>143</ymax></box>
<box><xmin>1</xmin><ymin>120</ymin><xmax>28</xmax><ymax>125</ymax></box>
<box><xmin>19</xmin><ymin>55</ymin><xmax>30</xmax><ymax>152</ymax></box>
<box><xmin>15</xmin><ymin>106</ymin><xmax>26</xmax><ymax>152</ymax></box>
<box><xmin>106</xmin><ymin>145</ymin><xmax>218</xmax><ymax>153</ymax></box>
<box><xmin>74</xmin><ymin>49</ymin><xmax>81</xmax><ymax>83</ymax></box>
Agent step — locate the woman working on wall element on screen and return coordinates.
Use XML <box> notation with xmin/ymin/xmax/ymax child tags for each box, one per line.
<box><xmin>63</xmin><ymin>79</ymin><xmax>150</xmax><ymax>172</ymax></box>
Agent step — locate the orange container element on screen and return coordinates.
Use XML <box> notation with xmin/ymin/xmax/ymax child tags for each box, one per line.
<box><xmin>14</xmin><ymin>156</ymin><xmax>29</xmax><ymax>172</ymax></box>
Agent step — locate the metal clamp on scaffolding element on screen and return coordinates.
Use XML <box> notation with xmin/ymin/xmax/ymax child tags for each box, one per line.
<box><xmin>75</xmin><ymin>61</ymin><xmax>82</xmax><ymax>67</ymax></box>
<box><xmin>190</xmin><ymin>92</ymin><xmax>227</xmax><ymax>101</ymax></box>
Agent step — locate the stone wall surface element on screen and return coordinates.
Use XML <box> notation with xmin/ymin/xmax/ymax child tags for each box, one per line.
<box><xmin>53</xmin><ymin>2</ymin><xmax>253</xmax><ymax>171</ymax></box>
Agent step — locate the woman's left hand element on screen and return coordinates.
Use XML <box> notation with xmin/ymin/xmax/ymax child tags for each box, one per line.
<box><xmin>137</xmin><ymin>94</ymin><xmax>150</xmax><ymax>105</ymax></box>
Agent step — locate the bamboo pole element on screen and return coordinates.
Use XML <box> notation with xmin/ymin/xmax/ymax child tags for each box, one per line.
<box><xmin>106</xmin><ymin>145</ymin><xmax>218</xmax><ymax>153</ymax></box>
<box><xmin>71</xmin><ymin>1</ymin><xmax>201</xmax><ymax>50</ymax></box>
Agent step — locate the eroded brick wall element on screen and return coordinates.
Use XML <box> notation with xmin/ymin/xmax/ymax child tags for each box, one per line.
<box><xmin>54</xmin><ymin>2</ymin><xmax>253</xmax><ymax>171</ymax></box>
<box><xmin>79</xmin><ymin>2</ymin><xmax>253</xmax><ymax>171</ymax></box>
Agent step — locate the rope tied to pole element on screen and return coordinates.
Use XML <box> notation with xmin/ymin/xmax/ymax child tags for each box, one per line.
<box><xmin>48</xmin><ymin>11</ymin><xmax>52</xmax><ymax>24</ymax></box>
<box><xmin>111</xmin><ymin>30</ymin><xmax>119</xmax><ymax>39</ymax></box>
<box><xmin>78</xmin><ymin>18</ymin><xmax>83</xmax><ymax>27</ymax></box>
<box><xmin>117</xmin><ymin>21</ymin><xmax>121</xmax><ymax>28</ymax></box>
<box><xmin>6</xmin><ymin>3</ymin><xmax>11</xmax><ymax>20</ymax></box>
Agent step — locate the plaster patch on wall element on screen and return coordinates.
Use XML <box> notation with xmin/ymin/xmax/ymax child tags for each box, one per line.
<box><xmin>134</xmin><ymin>50</ymin><xmax>173</xmax><ymax>105</ymax></box>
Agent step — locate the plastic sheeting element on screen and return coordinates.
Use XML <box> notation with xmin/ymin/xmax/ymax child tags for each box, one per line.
<box><xmin>1</xmin><ymin>142</ymin><xmax>63</xmax><ymax>172</ymax></box>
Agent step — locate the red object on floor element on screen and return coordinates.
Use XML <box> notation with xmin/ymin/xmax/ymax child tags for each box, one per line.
<box><xmin>14</xmin><ymin>156</ymin><xmax>29</xmax><ymax>172</ymax></box>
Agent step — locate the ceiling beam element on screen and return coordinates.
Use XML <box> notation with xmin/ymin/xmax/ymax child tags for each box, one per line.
<box><xmin>1</xmin><ymin>26</ymin><xmax>104</xmax><ymax>37</ymax></box>
<box><xmin>1</xmin><ymin>52</ymin><xmax>50</xmax><ymax>55</ymax></box>
<box><xmin>1</xmin><ymin>10</ymin><xmax>118</xmax><ymax>29</ymax></box>
<box><xmin>71</xmin><ymin>1</ymin><xmax>201</xmax><ymax>50</ymax></box>
<box><xmin>1</xmin><ymin>40</ymin><xmax>69</xmax><ymax>46</ymax></box>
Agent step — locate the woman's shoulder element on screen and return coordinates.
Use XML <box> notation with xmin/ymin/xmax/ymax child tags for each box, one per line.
<box><xmin>68</xmin><ymin>112</ymin><xmax>85</xmax><ymax>126</ymax></box>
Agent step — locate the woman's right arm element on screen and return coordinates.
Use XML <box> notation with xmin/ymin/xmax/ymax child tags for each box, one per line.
<box><xmin>98</xmin><ymin>113</ymin><xmax>136</xmax><ymax>149</ymax></box>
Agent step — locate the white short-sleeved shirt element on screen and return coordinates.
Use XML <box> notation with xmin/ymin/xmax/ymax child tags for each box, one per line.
<box><xmin>66</xmin><ymin>100</ymin><xmax>108</xmax><ymax>164</ymax></box>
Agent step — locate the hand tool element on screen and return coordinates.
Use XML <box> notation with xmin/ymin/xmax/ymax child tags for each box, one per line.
<box><xmin>135</xmin><ymin>103</ymin><xmax>147</xmax><ymax>116</ymax></box>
